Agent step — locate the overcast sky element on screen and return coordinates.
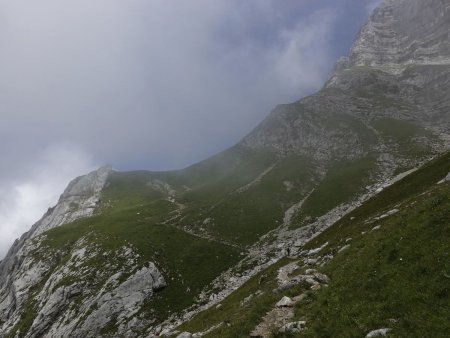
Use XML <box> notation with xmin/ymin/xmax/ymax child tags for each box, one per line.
<box><xmin>0</xmin><ymin>0</ymin><xmax>382</xmax><ymax>258</ymax></box>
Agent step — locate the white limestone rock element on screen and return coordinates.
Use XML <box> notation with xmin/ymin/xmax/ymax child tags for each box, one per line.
<box><xmin>313</xmin><ymin>272</ymin><xmax>330</xmax><ymax>284</ymax></box>
<box><xmin>438</xmin><ymin>172</ymin><xmax>450</xmax><ymax>184</ymax></box>
<box><xmin>349</xmin><ymin>0</ymin><xmax>450</xmax><ymax>69</ymax></box>
<box><xmin>338</xmin><ymin>244</ymin><xmax>351</xmax><ymax>253</ymax></box>
<box><xmin>279</xmin><ymin>321</ymin><xmax>307</xmax><ymax>333</ymax></box>
<box><xmin>26</xmin><ymin>285</ymin><xmax>82</xmax><ymax>338</ymax></box>
<box><xmin>177</xmin><ymin>332</ymin><xmax>193</xmax><ymax>338</ymax></box>
<box><xmin>366</xmin><ymin>328</ymin><xmax>391</xmax><ymax>337</ymax></box>
<box><xmin>32</xmin><ymin>165</ymin><xmax>112</xmax><ymax>237</ymax></box>
<box><xmin>276</xmin><ymin>296</ymin><xmax>294</xmax><ymax>308</ymax></box>
<box><xmin>75</xmin><ymin>263</ymin><xmax>166</xmax><ymax>337</ymax></box>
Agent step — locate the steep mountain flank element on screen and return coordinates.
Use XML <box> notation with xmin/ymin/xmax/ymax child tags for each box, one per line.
<box><xmin>0</xmin><ymin>166</ymin><xmax>111</xmax><ymax>313</ymax></box>
<box><xmin>0</xmin><ymin>166</ymin><xmax>240</xmax><ymax>337</ymax></box>
<box><xmin>1</xmin><ymin>0</ymin><xmax>449</xmax><ymax>337</ymax></box>
<box><xmin>176</xmin><ymin>150</ymin><xmax>450</xmax><ymax>338</ymax></box>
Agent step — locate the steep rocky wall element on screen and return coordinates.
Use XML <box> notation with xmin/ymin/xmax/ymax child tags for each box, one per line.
<box><xmin>0</xmin><ymin>165</ymin><xmax>167</xmax><ymax>337</ymax></box>
<box><xmin>241</xmin><ymin>0</ymin><xmax>450</xmax><ymax>158</ymax></box>
<box><xmin>348</xmin><ymin>0</ymin><xmax>450</xmax><ymax>68</ymax></box>
<box><xmin>0</xmin><ymin>165</ymin><xmax>112</xmax><ymax>284</ymax></box>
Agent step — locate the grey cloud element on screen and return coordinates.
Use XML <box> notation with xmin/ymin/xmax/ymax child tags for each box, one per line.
<box><xmin>0</xmin><ymin>0</ymin><xmax>337</xmax><ymax>170</ymax></box>
<box><xmin>365</xmin><ymin>0</ymin><xmax>384</xmax><ymax>15</ymax></box>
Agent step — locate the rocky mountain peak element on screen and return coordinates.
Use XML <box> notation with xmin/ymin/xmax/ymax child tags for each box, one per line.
<box><xmin>344</xmin><ymin>0</ymin><xmax>450</xmax><ymax>70</ymax></box>
<box><xmin>241</xmin><ymin>0</ymin><xmax>450</xmax><ymax>164</ymax></box>
<box><xmin>31</xmin><ymin>164</ymin><xmax>113</xmax><ymax>238</ymax></box>
<box><xmin>58</xmin><ymin>165</ymin><xmax>112</xmax><ymax>200</ymax></box>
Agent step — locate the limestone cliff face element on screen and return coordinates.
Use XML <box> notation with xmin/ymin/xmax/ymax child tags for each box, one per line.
<box><xmin>348</xmin><ymin>0</ymin><xmax>450</xmax><ymax>68</ymax></box>
<box><xmin>0</xmin><ymin>167</ymin><xmax>111</xmax><ymax>330</ymax></box>
<box><xmin>33</xmin><ymin>165</ymin><xmax>113</xmax><ymax>238</ymax></box>
<box><xmin>0</xmin><ymin>166</ymin><xmax>112</xmax><ymax>287</ymax></box>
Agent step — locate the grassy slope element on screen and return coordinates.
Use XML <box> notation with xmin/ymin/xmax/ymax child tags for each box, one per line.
<box><xmin>176</xmin><ymin>257</ymin><xmax>298</xmax><ymax>336</ymax></box>
<box><xmin>176</xmin><ymin>151</ymin><xmax>450</xmax><ymax>337</ymax></box>
<box><xmin>289</xmin><ymin>152</ymin><xmax>450</xmax><ymax>338</ymax></box>
<box><xmin>295</xmin><ymin>155</ymin><xmax>376</xmax><ymax>227</ymax></box>
<box><xmin>178</xmin><ymin>155</ymin><xmax>317</xmax><ymax>245</ymax></box>
<box><xmin>138</xmin><ymin>147</ymin><xmax>321</xmax><ymax>246</ymax></box>
<box><xmin>371</xmin><ymin>117</ymin><xmax>437</xmax><ymax>169</ymax></box>
<box><xmin>291</xmin><ymin>183</ymin><xmax>450</xmax><ymax>337</ymax></box>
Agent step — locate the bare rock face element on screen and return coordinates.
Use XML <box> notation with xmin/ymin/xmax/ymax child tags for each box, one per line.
<box><xmin>0</xmin><ymin>165</ymin><xmax>112</xmax><ymax>286</ymax></box>
<box><xmin>240</xmin><ymin>99</ymin><xmax>376</xmax><ymax>161</ymax></box>
<box><xmin>24</xmin><ymin>260</ymin><xmax>166</xmax><ymax>338</ymax></box>
<box><xmin>0</xmin><ymin>164</ymin><xmax>112</xmax><ymax>272</ymax></box>
<box><xmin>33</xmin><ymin>164</ymin><xmax>113</xmax><ymax>237</ymax></box>
<box><xmin>349</xmin><ymin>0</ymin><xmax>450</xmax><ymax>69</ymax></box>
<box><xmin>241</xmin><ymin>0</ymin><xmax>450</xmax><ymax>162</ymax></box>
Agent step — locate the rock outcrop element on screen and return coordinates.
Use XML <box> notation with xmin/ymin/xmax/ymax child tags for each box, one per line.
<box><xmin>348</xmin><ymin>0</ymin><xmax>450</xmax><ymax>69</ymax></box>
<box><xmin>32</xmin><ymin>165</ymin><xmax>112</xmax><ymax>237</ymax></box>
<box><xmin>366</xmin><ymin>328</ymin><xmax>391</xmax><ymax>337</ymax></box>
<box><xmin>242</xmin><ymin>0</ymin><xmax>450</xmax><ymax>162</ymax></box>
<box><xmin>0</xmin><ymin>166</ymin><xmax>112</xmax><ymax>326</ymax></box>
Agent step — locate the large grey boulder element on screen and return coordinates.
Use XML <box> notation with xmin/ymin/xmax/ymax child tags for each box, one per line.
<box><xmin>276</xmin><ymin>296</ymin><xmax>294</xmax><ymax>308</ymax></box>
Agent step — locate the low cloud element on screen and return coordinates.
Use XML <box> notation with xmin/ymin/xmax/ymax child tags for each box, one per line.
<box><xmin>0</xmin><ymin>145</ymin><xmax>96</xmax><ymax>258</ymax></box>
<box><xmin>365</xmin><ymin>0</ymin><xmax>384</xmax><ymax>15</ymax></box>
<box><xmin>0</xmin><ymin>0</ymin><xmax>338</xmax><ymax>171</ymax></box>
<box><xmin>271</xmin><ymin>10</ymin><xmax>335</xmax><ymax>92</ymax></box>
